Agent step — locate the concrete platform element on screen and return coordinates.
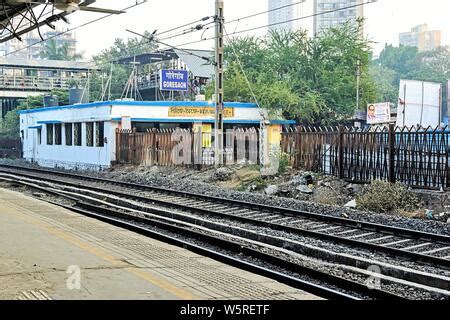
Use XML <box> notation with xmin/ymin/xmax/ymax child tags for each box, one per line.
<box><xmin>0</xmin><ymin>187</ymin><xmax>319</xmax><ymax>300</ymax></box>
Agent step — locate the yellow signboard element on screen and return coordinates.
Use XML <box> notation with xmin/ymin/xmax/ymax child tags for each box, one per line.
<box><xmin>168</xmin><ymin>107</ymin><xmax>234</xmax><ymax>118</ymax></box>
<box><xmin>268</xmin><ymin>124</ymin><xmax>282</xmax><ymax>145</ymax></box>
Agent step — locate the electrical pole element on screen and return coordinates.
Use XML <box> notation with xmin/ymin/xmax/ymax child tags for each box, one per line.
<box><xmin>214</xmin><ymin>0</ymin><xmax>224</xmax><ymax>167</ymax></box>
<box><xmin>356</xmin><ymin>59</ymin><xmax>361</xmax><ymax>112</ymax></box>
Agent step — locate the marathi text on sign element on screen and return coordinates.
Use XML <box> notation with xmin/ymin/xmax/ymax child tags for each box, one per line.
<box><xmin>160</xmin><ymin>69</ymin><xmax>189</xmax><ymax>92</ymax></box>
<box><xmin>168</xmin><ymin>107</ymin><xmax>235</xmax><ymax>118</ymax></box>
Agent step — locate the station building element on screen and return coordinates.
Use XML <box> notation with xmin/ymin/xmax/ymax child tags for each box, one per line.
<box><xmin>19</xmin><ymin>100</ymin><xmax>294</xmax><ymax>170</ymax></box>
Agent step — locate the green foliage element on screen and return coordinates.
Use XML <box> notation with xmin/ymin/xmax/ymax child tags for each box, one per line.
<box><xmin>278</xmin><ymin>152</ymin><xmax>290</xmax><ymax>174</ymax></box>
<box><xmin>238</xmin><ymin>176</ymin><xmax>268</xmax><ymax>192</ymax></box>
<box><xmin>0</xmin><ymin>111</ymin><xmax>20</xmax><ymax>139</ymax></box>
<box><xmin>40</xmin><ymin>39</ymin><xmax>83</xmax><ymax>61</ymax></box>
<box><xmin>369</xmin><ymin>64</ymin><xmax>398</xmax><ymax>103</ymax></box>
<box><xmin>372</xmin><ymin>45</ymin><xmax>450</xmax><ymax>107</ymax></box>
<box><xmin>212</xmin><ymin>20</ymin><xmax>375</xmax><ymax>125</ymax></box>
<box><xmin>0</xmin><ymin>90</ymin><xmax>68</xmax><ymax>139</ymax></box>
<box><xmin>357</xmin><ymin>180</ymin><xmax>422</xmax><ymax>214</ymax></box>
<box><xmin>90</xmin><ymin>32</ymin><xmax>159</xmax><ymax>100</ymax></box>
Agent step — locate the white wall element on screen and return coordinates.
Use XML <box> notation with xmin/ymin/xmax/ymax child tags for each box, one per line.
<box><xmin>20</xmin><ymin>105</ymin><xmax>114</xmax><ymax>170</ymax></box>
<box><xmin>19</xmin><ymin>102</ymin><xmax>268</xmax><ymax>170</ymax></box>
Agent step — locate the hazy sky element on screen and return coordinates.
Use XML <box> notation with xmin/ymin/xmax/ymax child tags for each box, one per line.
<box><xmin>66</xmin><ymin>0</ymin><xmax>450</xmax><ymax>59</ymax></box>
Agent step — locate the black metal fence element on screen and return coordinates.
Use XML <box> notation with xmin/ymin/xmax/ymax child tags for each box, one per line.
<box><xmin>282</xmin><ymin>125</ymin><xmax>449</xmax><ymax>190</ymax></box>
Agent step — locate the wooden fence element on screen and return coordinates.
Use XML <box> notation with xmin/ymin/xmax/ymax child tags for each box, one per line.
<box><xmin>0</xmin><ymin>138</ymin><xmax>21</xmax><ymax>158</ymax></box>
<box><xmin>115</xmin><ymin>128</ymin><xmax>259</xmax><ymax>167</ymax></box>
<box><xmin>282</xmin><ymin>125</ymin><xmax>450</xmax><ymax>190</ymax></box>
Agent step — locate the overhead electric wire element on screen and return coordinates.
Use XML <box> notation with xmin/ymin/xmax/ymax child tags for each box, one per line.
<box><xmin>227</xmin><ymin>0</ymin><xmax>306</xmax><ymax>25</ymax></box>
<box><xmin>223</xmin><ymin>25</ymin><xmax>266</xmax><ymax>121</ymax></box>
<box><xmin>4</xmin><ymin>0</ymin><xmax>374</xmax><ymax>75</ymax></box>
<box><xmin>158</xmin><ymin>21</ymin><xmax>215</xmax><ymax>42</ymax></box>
<box><xmin>169</xmin><ymin>0</ymin><xmax>375</xmax><ymax>49</ymax></box>
<box><xmin>90</xmin><ymin>0</ymin><xmax>309</xmax><ymax>61</ymax></box>
<box><xmin>126</xmin><ymin>29</ymin><xmax>215</xmax><ymax>64</ymax></box>
<box><xmin>155</xmin><ymin>0</ymin><xmax>306</xmax><ymax>42</ymax></box>
<box><xmin>3</xmin><ymin>0</ymin><xmax>148</xmax><ymax>57</ymax></box>
<box><xmin>153</xmin><ymin>16</ymin><xmax>213</xmax><ymax>37</ymax></box>
<box><xmin>95</xmin><ymin>0</ymin><xmax>375</xmax><ymax>69</ymax></box>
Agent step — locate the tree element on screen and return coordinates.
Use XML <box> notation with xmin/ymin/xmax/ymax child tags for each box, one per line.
<box><xmin>209</xmin><ymin>19</ymin><xmax>376</xmax><ymax>125</ymax></box>
<box><xmin>0</xmin><ymin>90</ymin><xmax>69</xmax><ymax>139</ymax></box>
<box><xmin>376</xmin><ymin>45</ymin><xmax>419</xmax><ymax>83</ymax></box>
<box><xmin>372</xmin><ymin>44</ymin><xmax>450</xmax><ymax>110</ymax></box>
<box><xmin>89</xmin><ymin>32</ymin><xmax>159</xmax><ymax>101</ymax></box>
<box><xmin>40</xmin><ymin>39</ymin><xmax>83</xmax><ymax>61</ymax></box>
<box><xmin>369</xmin><ymin>64</ymin><xmax>398</xmax><ymax>103</ymax></box>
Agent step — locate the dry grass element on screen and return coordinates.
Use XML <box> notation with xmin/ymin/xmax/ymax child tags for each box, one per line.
<box><xmin>357</xmin><ymin>180</ymin><xmax>422</xmax><ymax>214</ymax></box>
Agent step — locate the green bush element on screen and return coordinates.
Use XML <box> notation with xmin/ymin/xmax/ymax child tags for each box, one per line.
<box><xmin>238</xmin><ymin>176</ymin><xmax>268</xmax><ymax>192</ymax></box>
<box><xmin>357</xmin><ymin>180</ymin><xmax>422</xmax><ymax>214</ymax></box>
<box><xmin>278</xmin><ymin>152</ymin><xmax>290</xmax><ymax>174</ymax></box>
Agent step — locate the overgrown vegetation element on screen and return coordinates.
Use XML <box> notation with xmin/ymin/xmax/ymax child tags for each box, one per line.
<box><xmin>40</xmin><ymin>39</ymin><xmax>83</xmax><ymax>61</ymax></box>
<box><xmin>371</xmin><ymin>45</ymin><xmax>450</xmax><ymax>110</ymax></box>
<box><xmin>89</xmin><ymin>32</ymin><xmax>159</xmax><ymax>100</ymax></box>
<box><xmin>277</xmin><ymin>152</ymin><xmax>290</xmax><ymax>174</ymax></box>
<box><xmin>0</xmin><ymin>90</ymin><xmax>69</xmax><ymax>139</ymax></box>
<box><xmin>238</xmin><ymin>176</ymin><xmax>268</xmax><ymax>192</ymax></box>
<box><xmin>207</xmin><ymin>19</ymin><xmax>376</xmax><ymax>125</ymax></box>
<box><xmin>357</xmin><ymin>180</ymin><xmax>422</xmax><ymax>214</ymax></box>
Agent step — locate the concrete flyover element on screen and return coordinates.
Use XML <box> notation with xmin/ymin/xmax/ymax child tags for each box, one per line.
<box><xmin>0</xmin><ymin>187</ymin><xmax>319</xmax><ymax>300</ymax></box>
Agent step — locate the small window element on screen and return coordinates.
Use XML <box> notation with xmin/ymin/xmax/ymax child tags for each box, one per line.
<box><xmin>46</xmin><ymin>124</ymin><xmax>53</xmax><ymax>145</ymax></box>
<box><xmin>86</xmin><ymin>122</ymin><xmax>94</xmax><ymax>147</ymax></box>
<box><xmin>55</xmin><ymin>123</ymin><xmax>62</xmax><ymax>145</ymax></box>
<box><xmin>37</xmin><ymin>128</ymin><xmax>42</xmax><ymax>145</ymax></box>
<box><xmin>20</xmin><ymin>130</ymin><xmax>24</xmax><ymax>140</ymax></box>
<box><xmin>65</xmin><ymin>123</ymin><xmax>73</xmax><ymax>146</ymax></box>
<box><xmin>74</xmin><ymin>123</ymin><xmax>82</xmax><ymax>146</ymax></box>
<box><xmin>95</xmin><ymin>122</ymin><xmax>104</xmax><ymax>147</ymax></box>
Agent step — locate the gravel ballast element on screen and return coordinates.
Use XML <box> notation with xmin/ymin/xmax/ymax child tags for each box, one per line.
<box><xmin>0</xmin><ymin>159</ymin><xmax>448</xmax><ymax>236</ymax></box>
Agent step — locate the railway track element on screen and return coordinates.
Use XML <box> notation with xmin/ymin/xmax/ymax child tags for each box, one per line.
<box><xmin>0</xmin><ymin>164</ymin><xmax>449</xmax><ymax>300</ymax></box>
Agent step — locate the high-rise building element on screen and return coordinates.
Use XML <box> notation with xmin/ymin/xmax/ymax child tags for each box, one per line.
<box><xmin>268</xmin><ymin>0</ymin><xmax>296</xmax><ymax>32</ymax></box>
<box><xmin>313</xmin><ymin>0</ymin><xmax>364</xmax><ymax>35</ymax></box>
<box><xmin>268</xmin><ymin>0</ymin><xmax>313</xmax><ymax>34</ymax></box>
<box><xmin>0</xmin><ymin>25</ymin><xmax>77</xmax><ymax>60</ymax></box>
<box><xmin>399</xmin><ymin>24</ymin><xmax>441</xmax><ymax>52</ymax></box>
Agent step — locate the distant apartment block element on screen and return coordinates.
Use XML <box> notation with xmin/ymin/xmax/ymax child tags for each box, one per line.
<box><xmin>0</xmin><ymin>25</ymin><xmax>77</xmax><ymax>60</ymax></box>
<box><xmin>268</xmin><ymin>0</ymin><xmax>312</xmax><ymax>31</ymax></box>
<box><xmin>399</xmin><ymin>24</ymin><xmax>441</xmax><ymax>52</ymax></box>
<box><xmin>313</xmin><ymin>0</ymin><xmax>364</xmax><ymax>35</ymax></box>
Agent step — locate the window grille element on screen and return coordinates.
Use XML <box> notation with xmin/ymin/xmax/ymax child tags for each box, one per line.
<box><xmin>86</xmin><ymin>122</ymin><xmax>94</xmax><ymax>147</ymax></box>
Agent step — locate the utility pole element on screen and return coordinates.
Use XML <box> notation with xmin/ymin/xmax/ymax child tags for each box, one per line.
<box><xmin>356</xmin><ymin>59</ymin><xmax>361</xmax><ymax>112</ymax></box>
<box><xmin>214</xmin><ymin>0</ymin><xmax>224</xmax><ymax>167</ymax></box>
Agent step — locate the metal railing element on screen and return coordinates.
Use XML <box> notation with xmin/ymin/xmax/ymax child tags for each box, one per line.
<box><xmin>282</xmin><ymin>125</ymin><xmax>450</xmax><ymax>190</ymax></box>
<box><xmin>0</xmin><ymin>75</ymin><xmax>87</xmax><ymax>91</ymax></box>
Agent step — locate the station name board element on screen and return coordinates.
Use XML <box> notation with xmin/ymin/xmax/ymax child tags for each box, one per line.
<box><xmin>160</xmin><ymin>69</ymin><xmax>189</xmax><ymax>92</ymax></box>
<box><xmin>168</xmin><ymin>107</ymin><xmax>234</xmax><ymax>118</ymax></box>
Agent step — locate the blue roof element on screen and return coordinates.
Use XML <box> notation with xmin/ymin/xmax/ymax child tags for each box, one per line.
<box><xmin>17</xmin><ymin>100</ymin><xmax>259</xmax><ymax>114</ymax></box>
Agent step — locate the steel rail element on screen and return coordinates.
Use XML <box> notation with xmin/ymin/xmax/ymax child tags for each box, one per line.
<box><xmin>0</xmin><ymin>176</ymin><xmax>406</xmax><ymax>300</ymax></box>
<box><xmin>0</xmin><ymin>165</ymin><xmax>449</xmax><ymax>270</ymax></box>
<box><xmin>0</xmin><ymin>164</ymin><xmax>448</xmax><ymax>244</ymax></box>
<box><xmin>3</xmin><ymin>174</ymin><xmax>448</xmax><ymax>296</ymax></box>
